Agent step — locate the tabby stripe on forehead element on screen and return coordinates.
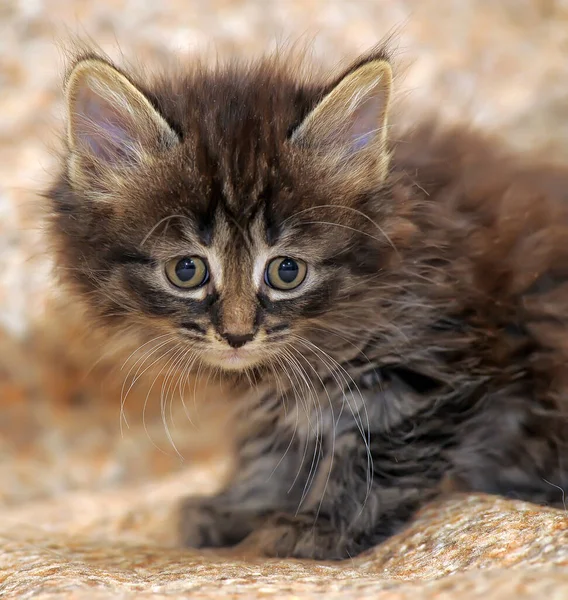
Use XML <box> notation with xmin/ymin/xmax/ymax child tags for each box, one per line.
<box><xmin>263</xmin><ymin>188</ymin><xmax>281</xmax><ymax>246</ymax></box>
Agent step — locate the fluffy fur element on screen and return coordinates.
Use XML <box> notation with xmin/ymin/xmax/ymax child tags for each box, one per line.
<box><xmin>45</xmin><ymin>43</ymin><xmax>568</xmax><ymax>560</ymax></box>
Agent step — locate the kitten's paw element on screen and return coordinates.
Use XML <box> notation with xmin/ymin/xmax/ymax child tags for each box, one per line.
<box><xmin>178</xmin><ymin>497</ymin><xmax>226</xmax><ymax>548</ymax></box>
<box><xmin>236</xmin><ymin>513</ymin><xmax>350</xmax><ymax>560</ymax></box>
<box><xmin>178</xmin><ymin>497</ymin><xmax>255</xmax><ymax>548</ymax></box>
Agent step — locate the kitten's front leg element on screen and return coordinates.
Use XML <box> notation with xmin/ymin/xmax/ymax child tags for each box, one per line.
<box><xmin>179</xmin><ymin>395</ymin><xmax>448</xmax><ymax>559</ymax></box>
<box><xmin>179</xmin><ymin>422</ymin><xmax>317</xmax><ymax>550</ymax></box>
<box><xmin>236</xmin><ymin>431</ymin><xmax>446</xmax><ymax>560</ymax></box>
<box><xmin>235</xmin><ymin>511</ymin><xmax>345</xmax><ymax>560</ymax></box>
<box><xmin>179</xmin><ymin>496</ymin><xmax>268</xmax><ymax>548</ymax></box>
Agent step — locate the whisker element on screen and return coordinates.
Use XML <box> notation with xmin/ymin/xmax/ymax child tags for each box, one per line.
<box><xmin>140</xmin><ymin>214</ymin><xmax>192</xmax><ymax>247</ymax></box>
<box><xmin>141</xmin><ymin>343</ymin><xmax>184</xmax><ymax>456</ymax></box>
<box><xmin>287</xmin><ymin>344</ymin><xmax>338</xmax><ymax>522</ymax></box>
<box><xmin>266</xmin><ymin>357</ymin><xmax>301</xmax><ymax>483</ymax></box>
<box><xmin>119</xmin><ymin>336</ymin><xmax>177</xmax><ymax>433</ymax></box>
<box><xmin>160</xmin><ymin>343</ymin><xmax>194</xmax><ymax>458</ymax></box>
<box><xmin>177</xmin><ymin>351</ymin><xmax>201</xmax><ymax>427</ymax></box>
<box><xmin>291</xmin><ymin>334</ymin><xmax>375</xmax><ymax>515</ymax></box>
<box><xmin>281</xmin><ymin>204</ymin><xmax>398</xmax><ymax>254</ymax></box>
<box><xmin>278</xmin><ymin>349</ymin><xmax>317</xmax><ymax>498</ymax></box>
<box><xmin>542</xmin><ymin>478</ymin><xmax>567</xmax><ymax>511</ymax></box>
<box><xmin>283</xmin><ymin>204</ymin><xmax>398</xmax><ymax>253</ymax></box>
<box><xmin>297</xmin><ymin>220</ymin><xmax>395</xmax><ymax>250</ymax></box>
<box><xmin>280</xmin><ymin>347</ymin><xmax>323</xmax><ymax>513</ymax></box>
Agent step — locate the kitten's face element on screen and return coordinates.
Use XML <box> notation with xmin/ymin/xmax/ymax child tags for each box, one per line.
<box><xmin>49</xmin><ymin>52</ymin><xmax>402</xmax><ymax>373</ymax></box>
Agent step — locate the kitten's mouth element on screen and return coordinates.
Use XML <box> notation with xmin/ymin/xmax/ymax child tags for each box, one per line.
<box><xmin>204</xmin><ymin>348</ymin><xmax>262</xmax><ymax>371</ymax></box>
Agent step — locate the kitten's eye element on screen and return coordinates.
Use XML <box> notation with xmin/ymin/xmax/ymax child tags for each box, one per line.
<box><xmin>165</xmin><ymin>257</ymin><xmax>208</xmax><ymax>289</ymax></box>
<box><xmin>265</xmin><ymin>257</ymin><xmax>307</xmax><ymax>290</ymax></box>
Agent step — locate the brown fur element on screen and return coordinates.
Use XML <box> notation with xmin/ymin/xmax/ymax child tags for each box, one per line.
<box><xmin>44</xmin><ymin>43</ymin><xmax>568</xmax><ymax>560</ymax></box>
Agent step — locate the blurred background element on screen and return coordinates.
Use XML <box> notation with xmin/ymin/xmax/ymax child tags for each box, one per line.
<box><xmin>2</xmin><ymin>0</ymin><xmax>568</xmax><ymax>511</ymax></box>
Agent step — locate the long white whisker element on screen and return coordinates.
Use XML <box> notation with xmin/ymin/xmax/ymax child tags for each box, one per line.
<box><xmin>281</xmin><ymin>204</ymin><xmax>398</xmax><ymax>254</ymax></box>
<box><xmin>140</xmin><ymin>214</ymin><xmax>191</xmax><ymax>247</ymax></box>
<box><xmin>281</xmin><ymin>347</ymin><xmax>323</xmax><ymax>513</ymax></box>
<box><xmin>278</xmin><ymin>349</ymin><xmax>316</xmax><ymax>498</ymax></box>
<box><xmin>292</xmin><ymin>334</ymin><xmax>374</xmax><ymax>516</ymax></box>
<box><xmin>287</xmin><ymin>344</ymin><xmax>338</xmax><ymax>523</ymax></box>
<box><xmin>160</xmin><ymin>344</ymin><xmax>195</xmax><ymax>458</ymax></box>
<box><xmin>120</xmin><ymin>335</ymin><xmax>177</xmax><ymax>432</ymax></box>
<box><xmin>266</xmin><ymin>356</ymin><xmax>301</xmax><ymax>483</ymax></box>
<box><xmin>178</xmin><ymin>351</ymin><xmax>200</xmax><ymax>426</ymax></box>
<box><xmin>142</xmin><ymin>343</ymin><xmax>183</xmax><ymax>455</ymax></box>
<box><xmin>298</xmin><ymin>220</ymin><xmax>393</xmax><ymax>250</ymax></box>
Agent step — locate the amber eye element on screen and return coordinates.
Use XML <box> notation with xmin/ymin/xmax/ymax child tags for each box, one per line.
<box><xmin>165</xmin><ymin>257</ymin><xmax>209</xmax><ymax>289</ymax></box>
<box><xmin>265</xmin><ymin>257</ymin><xmax>307</xmax><ymax>291</ymax></box>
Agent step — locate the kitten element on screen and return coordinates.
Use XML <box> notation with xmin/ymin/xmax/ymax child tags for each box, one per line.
<box><xmin>45</xmin><ymin>44</ymin><xmax>568</xmax><ymax>560</ymax></box>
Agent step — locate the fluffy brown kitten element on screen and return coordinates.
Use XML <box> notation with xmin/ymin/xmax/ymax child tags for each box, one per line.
<box><xmin>45</xmin><ymin>44</ymin><xmax>568</xmax><ymax>560</ymax></box>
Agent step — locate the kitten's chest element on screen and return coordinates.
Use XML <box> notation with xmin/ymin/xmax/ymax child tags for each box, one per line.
<box><xmin>274</xmin><ymin>362</ymin><xmax>445</xmax><ymax>441</ymax></box>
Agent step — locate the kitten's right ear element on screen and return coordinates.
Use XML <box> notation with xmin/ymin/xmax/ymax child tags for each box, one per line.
<box><xmin>291</xmin><ymin>58</ymin><xmax>392</xmax><ymax>180</ymax></box>
<box><xmin>65</xmin><ymin>58</ymin><xmax>179</xmax><ymax>170</ymax></box>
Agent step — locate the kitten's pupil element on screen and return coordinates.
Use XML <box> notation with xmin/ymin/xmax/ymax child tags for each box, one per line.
<box><xmin>176</xmin><ymin>258</ymin><xmax>197</xmax><ymax>282</ymax></box>
<box><xmin>278</xmin><ymin>259</ymin><xmax>299</xmax><ymax>283</ymax></box>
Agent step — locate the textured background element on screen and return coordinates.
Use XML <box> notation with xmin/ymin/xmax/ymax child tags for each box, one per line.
<box><xmin>1</xmin><ymin>1</ymin><xmax>568</xmax><ymax>598</ymax></box>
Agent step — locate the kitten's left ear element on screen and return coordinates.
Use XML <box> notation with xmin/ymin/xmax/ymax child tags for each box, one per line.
<box><xmin>291</xmin><ymin>58</ymin><xmax>392</xmax><ymax>178</ymax></box>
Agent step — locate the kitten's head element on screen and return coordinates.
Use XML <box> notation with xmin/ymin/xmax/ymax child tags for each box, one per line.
<box><xmin>47</xmin><ymin>48</ymin><xmax>411</xmax><ymax>373</ymax></box>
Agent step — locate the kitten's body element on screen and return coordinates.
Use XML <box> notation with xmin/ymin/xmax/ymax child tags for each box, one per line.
<box><xmin>46</xmin><ymin>46</ymin><xmax>568</xmax><ymax>560</ymax></box>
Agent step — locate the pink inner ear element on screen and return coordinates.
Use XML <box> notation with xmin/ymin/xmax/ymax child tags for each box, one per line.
<box><xmin>72</xmin><ymin>80</ymin><xmax>139</xmax><ymax>164</ymax></box>
<box><xmin>347</xmin><ymin>94</ymin><xmax>383</xmax><ymax>152</ymax></box>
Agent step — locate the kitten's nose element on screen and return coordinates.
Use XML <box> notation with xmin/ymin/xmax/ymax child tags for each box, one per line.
<box><xmin>222</xmin><ymin>332</ymin><xmax>254</xmax><ymax>349</ymax></box>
